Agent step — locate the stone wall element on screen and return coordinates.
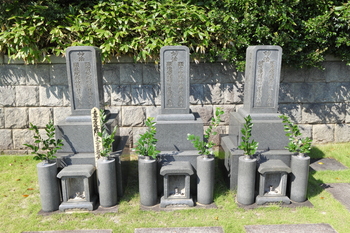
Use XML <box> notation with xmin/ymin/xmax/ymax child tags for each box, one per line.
<box><xmin>0</xmin><ymin>55</ymin><xmax>349</xmax><ymax>154</ymax></box>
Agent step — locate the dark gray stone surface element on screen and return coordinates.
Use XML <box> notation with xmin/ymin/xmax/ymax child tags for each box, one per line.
<box><xmin>135</xmin><ymin>227</ymin><xmax>224</xmax><ymax>233</ymax></box>
<box><xmin>66</xmin><ymin>46</ymin><xmax>104</xmax><ymax>116</ymax></box>
<box><xmin>290</xmin><ymin>155</ymin><xmax>310</xmax><ymax>202</ymax></box>
<box><xmin>139</xmin><ymin>157</ymin><xmax>158</xmax><ymax>206</ymax></box>
<box><xmin>242</xmin><ymin>45</ymin><xmax>282</xmax><ymax>114</ymax></box>
<box><xmin>310</xmin><ymin>158</ymin><xmax>348</xmax><ymax>171</ymax></box>
<box><xmin>155</xmin><ymin>116</ymin><xmax>203</xmax><ymax>151</ymax></box>
<box><xmin>245</xmin><ymin>223</ymin><xmax>337</xmax><ymax>233</ymax></box>
<box><xmin>324</xmin><ymin>183</ymin><xmax>350</xmax><ymax>211</ymax></box>
<box><xmin>197</xmin><ymin>156</ymin><xmax>215</xmax><ymax>204</ymax></box>
<box><xmin>97</xmin><ymin>158</ymin><xmax>118</xmax><ymax>207</ymax></box>
<box><xmin>160</xmin><ymin>161</ymin><xmax>194</xmax><ymax>175</ymax></box>
<box><xmin>160</xmin><ymin>46</ymin><xmax>190</xmax><ymax>115</ymax></box>
<box><xmin>228</xmin><ymin>110</ymin><xmax>289</xmax><ymax>150</ymax></box>
<box><xmin>237</xmin><ymin>156</ymin><xmax>257</xmax><ymax>205</ymax></box>
<box><xmin>36</xmin><ymin>162</ymin><xmax>60</xmax><ymax>212</ymax></box>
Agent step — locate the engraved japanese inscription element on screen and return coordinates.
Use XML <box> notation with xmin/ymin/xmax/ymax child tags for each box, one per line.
<box><xmin>160</xmin><ymin>46</ymin><xmax>190</xmax><ymax>114</ymax></box>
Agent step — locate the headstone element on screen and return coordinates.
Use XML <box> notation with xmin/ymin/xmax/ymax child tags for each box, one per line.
<box><xmin>221</xmin><ymin>45</ymin><xmax>294</xmax><ymax>193</ymax></box>
<box><xmin>152</xmin><ymin>46</ymin><xmax>204</xmax><ymax>207</ymax></box>
<box><xmin>56</xmin><ymin>46</ymin><xmax>106</xmax><ymax>153</ymax></box>
<box><xmin>242</xmin><ymin>46</ymin><xmax>282</xmax><ymax>114</ymax></box>
<box><xmin>159</xmin><ymin>46</ymin><xmax>191</xmax><ymax>117</ymax></box>
<box><xmin>156</xmin><ymin>46</ymin><xmax>202</xmax><ymax>152</ymax></box>
<box><xmin>66</xmin><ymin>46</ymin><xmax>104</xmax><ymax>118</ymax></box>
<box><xmin>229</xmin><ymin>45</ymin><xmax>288</xmax><ymax>150</ymax></box>
<box><xmin>54</xmin><ymin>46</ymin><xmax>128</xmax><ymax>202</ymax></box>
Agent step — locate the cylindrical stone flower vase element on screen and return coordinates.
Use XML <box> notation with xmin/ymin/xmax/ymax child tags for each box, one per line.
<box><xmin>290</xmin><ymin>154</ymin><xmax>310</xmax><ymax>202</ymax></box>
<box><xmin>138</xmin><ymin>156</ymin><xmax>158</xmax><ymax>206</ymax></box>
<box><xmin>97</xmin><ymin>157</ymin><xmax>118</xmax><ymax>207</ymax></box>
<box><xmin>237</xmin><ymin>156</ymin><xmax>257</xmax><ymax>205</ymax></box>
<box><xmin>197</xmin><ymin>155</ymin><xmax>215</xmax><ymax>205</ymax></box>
<box><xmin>37</xmin><ymin>161</ymin><xmax>60</xmax><ymax>212</ymax></box>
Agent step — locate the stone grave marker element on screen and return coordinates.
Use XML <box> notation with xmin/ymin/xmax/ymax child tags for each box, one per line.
<box><xmin>56</xmin><ymin>46</ymin><xmax>105</xmax><ymax>154</ymax></box>
<box><xmin>159</xmin><ymin>46</ymin><xmax>191</xmax><ymax>116</ymax></box>
<box><xmin>156</xmin><ymin>46</ymin><xmax>203</xmax><ymax>151</ymax></box>
<box><xmin>152</xmin><ymin>46</ymin><xmax>205</xmax><ymax>208</ymax></box>
<box><xmin>221</xmin><ymin>45</ymin><xmax>308</xmax><ymax>206</ymax></box>
<box><xmin>66</xmin><ymin>47</ymin><xmax>104</xmax><ymax>117</ymax></box>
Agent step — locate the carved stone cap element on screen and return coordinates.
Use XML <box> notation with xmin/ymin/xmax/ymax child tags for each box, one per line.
<box><xmin>258</xmin><ymin>159</ymin><xmax>291</xmax><ymax>174</ymax></box>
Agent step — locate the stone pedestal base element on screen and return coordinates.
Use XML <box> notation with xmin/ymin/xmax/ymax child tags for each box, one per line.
<box><xmin>228</xmin><ymin>110</ymin><xmax>288</xmax><ymax>150</ymax></box>
<box><xmin>160</xmin><ymin>196</ymin><xmax>194</xmax><ymax>208</ymax></box>
<box><xmin>256</xmin><ymin>195</ymin><xmax>290</xmax><ymax>205</ymax></box>
<box><xmin>156</xmin><ymin>114</ymin><xmax>203</xmax><ymax>151</ymax></box>
<box><xmin>56</xmin><ymin>113</ymin><xmax>119</xmax><ymax>153</ymax></box>
<box><xmin>59</xmin><ymin>195</ymin><xmax>98</xmax><ymax>212</ymax></box>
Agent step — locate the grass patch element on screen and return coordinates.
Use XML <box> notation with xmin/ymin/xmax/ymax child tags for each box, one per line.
<box><xmin>0</xmin><ymin>143</ymin><xmax>350</xmax><ymax>233</ymax></box>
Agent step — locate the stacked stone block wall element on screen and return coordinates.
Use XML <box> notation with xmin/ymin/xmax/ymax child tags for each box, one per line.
<box><xmin>0</xmin><ymin>55</ymin><xmax>349</xmax><ymax>154</ymax></box>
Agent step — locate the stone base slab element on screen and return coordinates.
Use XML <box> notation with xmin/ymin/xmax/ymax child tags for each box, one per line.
<box><xmin>228</xmin><ymin>111</ymin><xmax>288</xmax><ymax>150</ymax></box>
<box><xmin>245</xmin><ymin>223</ymin><xmax>337</xmax><ymax>233</ymax></box>
<box><xmin>135</xmin><ymin>227</ymin><xmax>224</xmax><ymax>233</ymax></box>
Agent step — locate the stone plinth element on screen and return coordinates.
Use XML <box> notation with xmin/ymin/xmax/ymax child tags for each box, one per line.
<box><xmin>160</xmin><ymin>161</ymin><xmax>194</xmax><ymax>208</ymax></box>
<box><xmin>156</xmin><ymin>115</ymin><xmax>203</xmax><ymax>151</ymax></box>
<box><xmin>57</xmin><ymin>164</ymin><xmax>98</xmax><ymax>211</ymax></box>
<box><xmin>256</xmin><ymin>159</ymin><xmax>291</xmax><ymax>205</ymax></box>
<box><xmin>228</xmin><ymin>110</ymin><xmax>288</xmax><ymax>150</ymax></box>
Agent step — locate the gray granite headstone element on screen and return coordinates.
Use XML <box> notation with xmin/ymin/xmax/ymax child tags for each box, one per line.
<box><xmin>221</xmin><ymin>45</ymin><xmax>294</xmax><ymax>192</ymax></box>
<box><xmin>56</xmin><ymin>46</ymin><xmax>107</xmax><ymax>153</ymax></box>
<box><xmin>227</xmin><ymin>45</ymin><xmax>289</xmax><ymax>150</ymax></box>
<box><xmin>242</xmin><ymin>46</ymin><xmax>282</xmax><ymax>115</ymax></box>
<box><xmin>66</xmin><ymin>46</ymin><xmax>104</xmax><ymax>118</ymax></box>
<box><xmin>160</xmin><ymin>46</ymin><xmax>190</xmax><ymax>116</ymax></box>
<box><xmin>156</xmin><ymin>46</ymin><xmax>202</xmax><ymax>151</ymax></box>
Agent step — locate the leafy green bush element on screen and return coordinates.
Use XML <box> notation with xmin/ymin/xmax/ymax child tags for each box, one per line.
<box><xmin>1</xmin><ymin>0</ymin><xmax>349</xmax><ymax>70</ymax></box>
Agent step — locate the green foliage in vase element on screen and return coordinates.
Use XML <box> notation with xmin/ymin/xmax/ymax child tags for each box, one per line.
<box><xmin>279</xmin><ymin>114</ymin><xmax>313</xmax><ymax>154</ymax></box>
<box><xmin>238</xmin><ymin>115</ymin><xmax>258</xmax><ymax>157</ymax></box>
<box><xmin>24</xmin><ymin>120</ymin><xmax>63</xmax><ymax>162</ymax></box>
<box><xmin>135</xmin><ymin>117</ymin><xmax>160</xmax><ymax>159</ymax></box>
<box><xmin>187</xmin><ymin>107</ymin><xmax>224</xmax><ymax>157</ymax></box>
<box><xmin>97</xmin><ymin>109</ymin><xmax>117</xmax><ymax>158</ymax></box>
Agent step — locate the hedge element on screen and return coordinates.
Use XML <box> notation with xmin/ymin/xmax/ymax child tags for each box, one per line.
<box><xmin>0</xmin><ymin>0</ymin><xmax>349</xmax><ymax>70</ymax></box>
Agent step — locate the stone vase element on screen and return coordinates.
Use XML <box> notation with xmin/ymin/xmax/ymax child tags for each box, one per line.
<box><xmin>197</xmin><ymin>155</ymin><xmax>215</xmax><ymax>205</ymax></box>
<box><xmin>290</xmin><ymin>153</ymin><xmax>310</xmax><ymax>202</ymax></box>
<box><xmin>97</xmin><ymin>157</ymin><xmax>118</xmax><ymax>207</ymax></box>
<box><xmin>138</xmin><ymin>156</ymin><xmax>158</xmax><ymax>206</ymax></box>
<box><xmin>37</xmin><ymin>161</ymin><xmax>61</xmax><ymax>212</ymax></box>
<box><xmin>237</xmin><ymin>155</ymin><xmax>257</xmax><ymax>205</ymax></box>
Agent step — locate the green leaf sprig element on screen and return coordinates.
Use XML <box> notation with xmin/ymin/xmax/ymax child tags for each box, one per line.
<box><xmin>135</xmin><ymin>117</ymin><xmax>160</xmax><ymax>159</ymax></box>
<box><xmin>238</xmin><ymin>115</ymin><xmax>258</xmax><ymax>158</ymax></box>
<box><xmin>279</xmin><ymin>114</ymin><xmax>312</xmax><ymax>154</ymax></box>
<box><xmin>24</xmin><ymin>120</ymin><xmax>63</xmax><ymax>162</ymax></box>
<box><xmin>98</xmin><ymin>109</ymin><xmax>117</xmax><ymax>158</ymax></box>
<box><xmin>187</xmin><ymin>107</ymin><xmax>224</xmax><ymax>156</ymax></box>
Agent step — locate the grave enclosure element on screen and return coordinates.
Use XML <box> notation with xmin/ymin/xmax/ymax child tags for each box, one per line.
<box><xmin>0</xmin><ymin>43</ymin><xmax>350</xmax><ymax>211</ymax></box>
<box><xmin>31</xmin><ymin>45</ymin><xmax>312</xmax><ymax>211</ymax></box>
